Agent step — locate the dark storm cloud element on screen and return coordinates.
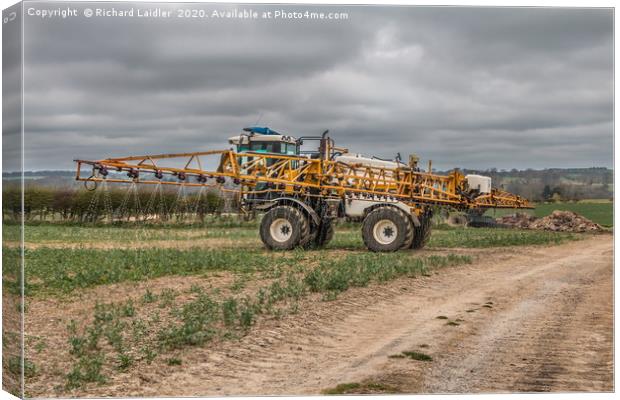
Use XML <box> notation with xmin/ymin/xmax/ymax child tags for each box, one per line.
<box><xmin>19</xmin><ymin>3</ymin><xmax>613</xmax><ymax>171</ymax></box>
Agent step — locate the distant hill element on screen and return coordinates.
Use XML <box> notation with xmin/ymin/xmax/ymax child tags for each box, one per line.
<box><xmin>3</xmin><ymin>170</ymin><xmax>76</xmax><ymax>178</ymax></box>
<box><xmin>3</xmin><ymin>171</ymin><xmax>77</xmax><ymax>189</ymax></box>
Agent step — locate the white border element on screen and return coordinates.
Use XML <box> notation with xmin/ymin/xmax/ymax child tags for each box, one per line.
<box><xmin>0</xmin><ymin>1</ymin><xmax>616</xmax><ymax>400</ymax></box>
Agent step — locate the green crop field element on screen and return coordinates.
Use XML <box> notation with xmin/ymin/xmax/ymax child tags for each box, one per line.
<box><xmin>485</xmin><ymin>200</ymin><xmax>613</xmax><ymax>227</ymax></box>
<box><xmin>3</xmin><ymin>224</ymin><xmax>578</xmax><ymax>297</ymax></box>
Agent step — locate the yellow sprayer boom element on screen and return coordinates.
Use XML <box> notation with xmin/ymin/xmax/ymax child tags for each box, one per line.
<box><xmin>75</xmin><ymin>128</ymin><xmax>532</xmax><ymax>252</ymax></box>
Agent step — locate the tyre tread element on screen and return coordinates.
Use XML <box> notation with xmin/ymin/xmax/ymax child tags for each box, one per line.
<box><xmin>260</xmin><ymin>205</ymin><xmax>308</xmax><ymax>250</ymax></box>
<box><xmin>362</xmin><ymin>206</ymin><xmax>412</xmax><ymax>252</ymax></box>
<box><xmin>411</xmin><ymin>215</ymin><xmax>432</xmax><ymax>249</ymax></box>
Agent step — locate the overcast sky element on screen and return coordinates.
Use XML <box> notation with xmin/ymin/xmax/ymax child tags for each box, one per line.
<box><xmin>7</xmin><ymin>3</ymin><xmax>614</xmax><ymax>171</ymax></box>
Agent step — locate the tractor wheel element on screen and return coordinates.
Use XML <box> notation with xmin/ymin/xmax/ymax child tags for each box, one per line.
<box><xmin>319</xmin><ymin>221</ymin><xmax>335</xmax><ymax>246</ymax></box>
<box><xmin>306</xmin><ymin>219</ymin><xmax>335</xmax><ymax>249</ymax></box>
<box><xmin>260</xmin><ymin>206</ymin><xmax>310</xmax><ymax>250</ymax></box>
<box><xmin>362</xmin><ymin>207</ymin><xmax>414</xmax><ymax>252</ymax></box>
<box><xmin>411</xmin><ymin>216</ymin><xmax>432</xmax><ymax>249</ymax></box>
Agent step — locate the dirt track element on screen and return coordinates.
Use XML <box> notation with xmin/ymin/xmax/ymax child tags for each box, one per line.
<box><xmin>128</xmin><ymin>235</ymin><xmax>613</xmax><ymax>396</ymax></box>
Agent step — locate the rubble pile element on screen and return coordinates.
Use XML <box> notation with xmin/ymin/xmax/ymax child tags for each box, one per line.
<box><xmin>530</xmin><ymin>211</ymin><xmax>604</xmax><ymax>232</ymax></box>
<box><xmin>496</xmin><ymin>210</ymin><xmax>605</xmax><ymax>233</ymax></box>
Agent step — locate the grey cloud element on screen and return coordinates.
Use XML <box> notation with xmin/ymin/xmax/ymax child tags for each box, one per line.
<box><xmin>15</xmin><ymin>3</ymin><xmax>614</xmax><ymax>171</ymax></box>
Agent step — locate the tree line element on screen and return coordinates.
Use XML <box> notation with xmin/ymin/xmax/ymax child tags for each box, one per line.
<box><xmin>457</xmin><ymin>168</ymin><xmax>613</xmax><ymax>202</ymax></box>
<box><xmin>2</xmin><ymin>185</ymin><xmax>234</xmax><ymax>223</ymax></box>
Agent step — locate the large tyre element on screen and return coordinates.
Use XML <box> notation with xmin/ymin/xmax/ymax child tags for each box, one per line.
<box><xmin>318</xmin><ymin>222</ymin><xmax>335</xmax><ymax>246</ymax></box>
<box><xmin>260</xmin><ymin>206</ymin><xmax>310</xmax><ymax>250</ymax></box>
<box><xmin>411</xmin><ymin>216</ymin><xmax>432</xmax><ymax>249</ymax></box>
<box><xmin>306</xmin><ymin>220</ymin><xmax>335</xmax><ymax>249</ymax></box>
<box><xmin>362</xmin><ymin>207</ymin><xmax>414</xmax><ymax>252</ymax></box>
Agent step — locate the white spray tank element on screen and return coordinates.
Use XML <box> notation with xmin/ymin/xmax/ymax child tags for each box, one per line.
<box><xmin>465</xmin><ymin>174</ymin><xmax>492</xmax><ymax>193</ymax></box>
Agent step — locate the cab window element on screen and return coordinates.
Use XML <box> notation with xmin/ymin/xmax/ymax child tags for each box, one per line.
<box><xmin>285</xmin><ymin>143</ymin><xmax>298</xmax><ymax>155</ymax></box>
<box><xmin>249</xmin><ymin>142</ymin><xmax>281</xmax><ymax>154</ymax></box>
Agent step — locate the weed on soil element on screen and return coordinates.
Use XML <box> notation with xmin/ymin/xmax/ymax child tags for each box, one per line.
<box><xmin>402</xmin><ymin>351</ymin><xmax>433</xmax><ymax>361</ymax></box>
<box><xmin>323</xmin><ymin>381</ymin><xmax>400</xmax><ymax>394</ymax></box>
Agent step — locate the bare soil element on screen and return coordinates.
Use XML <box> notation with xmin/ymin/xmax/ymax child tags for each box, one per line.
<box><xmin>25</xmin><ymin>236</ymin><xmax>613</xmax><ymax>396</ymax></box>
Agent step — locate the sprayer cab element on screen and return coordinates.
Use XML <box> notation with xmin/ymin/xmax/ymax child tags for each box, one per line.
<box><xmin>228</xmin><ymin>127</ymin><xmax>299</xmax><ymax>160</ymax></box>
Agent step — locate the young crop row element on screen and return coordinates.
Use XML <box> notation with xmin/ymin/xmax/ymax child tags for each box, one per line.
<box><xmin>4</xmin><ymin>220</ymin><xmax>258</xmax><ymax>244</ymax></box>
<box><xmin>4</xmin><ymin>247</ymin><xmax>302</xmax><ymax>296</ymax></box>
<box><xmin>61</xmin><ymin>252</ymin><xmax>472</xmax><ymax>390</ymax></box>
<box><xmin>6</xmin><ymin>224</ymin><xmax>576</xmax><ymax>297</ymax></box>
<box><xmin>2</xmin><ymin>225</ymin><xmax>578</xmax><ymax>298</ymax></box>
<box><xmin>6</xmin><ymin>222</ymin><xmax>577</xmax><ymax>249</ymax></box>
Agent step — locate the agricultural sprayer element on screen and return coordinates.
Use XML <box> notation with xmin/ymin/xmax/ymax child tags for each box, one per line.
<box><xmin>75</xmin><ymin>127</ymin><xmax>532</xmax><ymax>252</ymax></box>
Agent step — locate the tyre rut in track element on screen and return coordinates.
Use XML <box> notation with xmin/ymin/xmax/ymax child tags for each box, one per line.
<box><xmin>420</xmin><ymin>237</ymin><xmax>613</xmax><ymax>393</ymax></box>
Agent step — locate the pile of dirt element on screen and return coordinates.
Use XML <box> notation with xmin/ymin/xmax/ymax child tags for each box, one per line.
<box><xmin>497</xmin><ymin>210</ymin><xmax>604</xmax><ymax>233</ymax></box>
<box><xmin>531</xmin><ymin>211</ymin><xmax>604</xmax><ymax>232</ymax></box>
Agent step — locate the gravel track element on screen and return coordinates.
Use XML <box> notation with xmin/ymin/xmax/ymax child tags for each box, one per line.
<box><xmin>134</xmin><ymin>235</ymin><xmax>613</xmax><ymax>396</ymax></box>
